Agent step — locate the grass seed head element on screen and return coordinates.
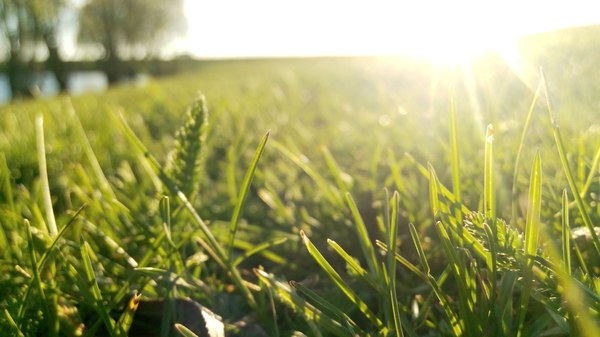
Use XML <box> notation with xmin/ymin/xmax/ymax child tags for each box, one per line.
<box><xmin>165</xmin><ymin>93</ymin><xmax>208</xmax><ymax>197</ymax></box>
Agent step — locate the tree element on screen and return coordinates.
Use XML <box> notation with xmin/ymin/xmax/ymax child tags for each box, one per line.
<box><xmin>1</xmin><ymin>0</ymin><xmax>33</xmax><ymax>96</ymax></box>
<box><xmin>26</xmin><ymin>0</ymin><xmax>68</xmax><ymax>90</ymax></box>
<box><xmin>77</xmin><ymin>0</ymin><xmax>186</xmax><ymax>83</ymax></box>
<box><xmin>0</xmin><ymin>0</ymin><xmax>67</xmax><ymax>95</ymax></box>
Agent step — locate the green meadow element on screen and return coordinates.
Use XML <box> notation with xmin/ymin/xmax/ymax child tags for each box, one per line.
<box><xmin>1</xmin><ymin>27</ymin><xmax>600</xmax><ymax>336</ymax></box>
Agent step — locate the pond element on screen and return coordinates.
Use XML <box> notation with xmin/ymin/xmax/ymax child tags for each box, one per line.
<box><xmin>0</xmin><ymin>71</ymin><xmax>114</xmax><ymax>105</ymax></box>
<box><xmin>0</xmin><ymin>74</ymin><xmax>10</xmax><ymax>103</ymax></box>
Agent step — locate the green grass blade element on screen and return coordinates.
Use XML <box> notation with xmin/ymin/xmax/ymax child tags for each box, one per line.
<box><xmin>560</xmin><ymin>189</ymin><xmax>577</xmax><ymax>337</ymax></box>
<box><xmin>449</xmin><ymin>93</ymin><xmax>462</xmax><ymax>215</ymax></box>
<box><xmin>115</xmin><ymin>292</ymin><xmax>141</xmax><ymax>337</ymax></box>
<box><xmin>300</xmin><ymin>230</ymin><xmax>383</xmax><ymax>328</ymax></box>
<box><xmin>375</xmin><ymin>240</ymin><xmax>426</xmax><ymax>280</ymax></box>
<box><xmin>66</xmin><ymin>101</ymin><xmax>116</xmax><ymax>199</ymax></box>
<box><xmin>484</xmin><ymin>124</ymin><xmax>495</xmax><ymax>222</ymax></box>
<box><xmin>539</xmin><ymin>219</ymin><xmax>600</xmax><ymax>337</ymax></box>
<box><xmin>542</xmin><ymin>71</ymin><xmax>600</xmax><ymax>258</ymax></box>
<box><xmin>427</xmin><ymin>274</ymin><xmax>463</xmax><ymax>336</ymax></box>
<box><xmin>266</xmin><ymin>285</ymin><xmax>281</xmax><ymax>337</ymax></box>
<box><xmin>160</xmin><ymin>196</ymin><xmax>175</xmax><ymax>248</ymax></box>
<box><xmin>511</xmin><ymin>80</ymin><xmax>542</xmax><ymax>224</ymax></box>
<box><xmin>160</xmin><ymin>195</ymin><xmax>177</xmax><ymax>253</ymax></box>
<box><xmin>426</xmin><ymin>273</ymin><xmax>462</xmax><ymax>336</ymax></box>
<box><xmin>517</xmin><ymin>151</ymin><xmax>542</xmax><ymax>337</ymax></box>
<box><xmin>321</xmin><ymin>146</ymin><xmax>351</xmax><ymax>193</ymax></box>
<box><xmin>368</xmin><ymin>143</ymin><xmax>384</xmax><ymax>192</ymax></box>
<box><xmin>179</xmin><ymin>192</ymin><xmax>256</xmax><ymax>307</ymax></box>
<box><xmin>161</xmin><ymin>289</ymin><xmax>175</xmax><ymax>337</ymax></box>
<box><xmin>524</xmin><ymin>152</ymin><xmax>542</xmax><ymax>258</ymax></box>
<box><xmin>228</xmin><ymin>130</ymin><xmax>270</xmax><ymax>259</ymax></box>
<box><xmin>409</xmin><ymin>221</ymin><xmax>463</xmax><ymax>334</ymax></box>
<box><xmin>559</xmin><ymin>279</ymin><xmax>600</xmax><ymax>336</ymax></box>
<box><xmin>0</xmin><ymin>153</ymin><xmax>15</xmax><ymax>213</ymax></box>
<box><xmin>233</xmin><ymin>237</ymin><xmax>288</xmax><ymax>267</ymax></box>
<box><xmin>175</xmin><ymin>323</ymin><xmax>200</xmax><ymax>337</ymax></box>
<box><xmin>226</xmin><ymin>146</ymin><xmax>239</xmax><ymax>204</ymax></box>
<box><xmin>383</xmin><ymin>188</ymin><xmax>391</xmax><ymax>236</ymax></box>
<box><xmin>37</xmin><ymin>204</ymin><xmax>86</xmax><ymax>270</ymax></box>
<box><xmin>404</xmin><ymin>153</ymin><xmax>471</xmax><ymax>215</ymax></box>
<box><xmin>36</xmin><ymin>115</ymin><xmax>57</xmax><ymax>237</ymax></box>
<box><xmin>290</xmin><ymin>281</ymin><xmax>364</xmax><ymax>334</ymax></box>
<box><xmin>409</xmin><ymin>223</ymin><xmax>430</xmax><ymax>275</ymax></box>
<box><xmin>106</xmin><ymin>230</ymin><xmax>168</xmax><ymax>311</ymax></box>
<box><xmin>561</xmin><ymin>190</ymin><xmax>571</xmax><ymax>275</ymax></box>
<box><xmin>272</xmin><ymin>140</ymin><xmax>343</xmax><ymax>207</ymax></box>
<box><xmin>387</xmin><ymin>192</ymin><xmax>403</xmax><ymax>337</ymax></box>
<box><xmin>497</xmin><ymin>272</ymin><xmax>518</xmax><ymax>335</ymax></box>
<box><xmin>17</xmin><ymin>205</ymin><xmax>86</xmax><ymax>324</ymax></box>
<box><xmin>111</xmin><ymin>107</ymin><xmax>256</xmax><ymax>307</ymax></box>
<box><xmin>110</xmin><ymin>109</ymin><xmax>164</xmax><ymax>186</ymax></box>
<box><xmin>428</xmin><ymin>164</ymin><xmax>440</xmax><ymax>219</ymax></box>
<box><xmin>345</xmin><ymin>192</ymin><xmax>380</xmax><ymax>278</ymax></box>
<box><xmin>160</xmin><ymin>195</ymin><xmax>187</xmax><ymax>278</ymax></box>
<box><xmin>255</xmin><ymin>269</ymin><xmax>355</xmax><ymax>337</ymax></box>
<box><xmin>577</xmin><ymin>137</ymin><xmax>585</xmax><ymax>187</ymax></box>
<box><xmin>0</xmin><ymin>153</ymin><xmax>15</xmax><ymax>255</ymax></box>
<box><xmin>81</xmin><ymin>219</ymin><xmax>138</xmax><ymax>268</ymax></box>
<box><xmin>80</xmin><ymin>239</ymin><xmax>117</xmax><ymax>336</ymax></box>
<box><xmin>580</xmin><ymin>144</ymin><xmax>600</xmax><ymax>197</ymax></box>
<box><xmin>23</xmin><ymin>220</ymin><xmax>52</xmax><ymax>333</ymax></box>
<box><xmin>409</xmin><ymin>163</ymin><xmax>488</xmax><ymax>261</ymax></box>
<box><xmin>483</xmin><ymin>222</ymin><xmax>497</xmax><ymax>303</ymax></box>
<box><xmin>326</xmin><ymin>239</ymin><xmax>380</xmax><ymax>291</ymax></box>
<box><xmin>3</xmin><ymin>308</ymin><xmax>25</xmax><ymax>337</ymax></box>
<box><xmin>434</xmin><ymin>222</ymin><xmax>476</xmax><ymax>326</ymax></box>
<box><xmin>232</xmin><ymin>237</ymin><xmax>287</xmax><ymax>265</ymax></box>
<box><xmin>388</xmin><ymin>153</ymin><xmax>407</xmax><ymax>197</ymax></box>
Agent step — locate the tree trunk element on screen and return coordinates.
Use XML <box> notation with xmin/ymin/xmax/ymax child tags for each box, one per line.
<box><xmin>6</xmin><ymin>53</ymin><xmax>27</xmax><ymax>98</ymax></box>
<box><xmin>103</xmin><ymin>45</ymin><xmax>134</xmax><ymax>84</ymax></box>
<box><xmin>101</xmin><ymin>4</ymin><xmax>122</xmax><ymax>84</ymax></box>
<box><xmin>44</xmin><ymin>32</ymin><xmax>67</xmax><ymax>91</ymax></box>
<box><xmin>104</xmin><ymin>55</ymin><xmax>122</xmax><ymax>84</ymax></box>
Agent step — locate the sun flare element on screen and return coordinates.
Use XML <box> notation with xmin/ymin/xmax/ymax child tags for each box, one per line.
<box><xmin>181</xmin><ymin>0</ymin><xmax>597</xmax><ymax>63</ymax></box>
<box><xmin>390</xmin><ymin>3</ymin><xmax>520</xmax><ymax>66</ymax></box>
<box><xmin>406</xmin><ymin>32</ymin><xmax>508</xmax><ymax>66</ymax></box>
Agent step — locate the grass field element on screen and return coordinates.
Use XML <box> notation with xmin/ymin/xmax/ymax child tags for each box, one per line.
<box><xmin>1</xmin><ymin>27</ymin><xmax>600</xmax><ymax>337</ymax></box>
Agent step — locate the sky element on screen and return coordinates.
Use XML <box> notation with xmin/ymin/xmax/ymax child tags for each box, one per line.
<box><xmin>174</xmin><ymin>0</ymin><xmax>600</xmax><ymax>62</ymax></box>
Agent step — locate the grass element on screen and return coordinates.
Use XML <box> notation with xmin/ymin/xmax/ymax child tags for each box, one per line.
<box><xmin>1</xmin><ymin>28</ymin><xmax>600</xmax><ymax>336</ymax></box>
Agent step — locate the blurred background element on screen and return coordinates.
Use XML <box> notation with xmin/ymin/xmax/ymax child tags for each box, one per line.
<box><xmin>1</xmin><ymin>0</ymin><xmax>599</xmax><ymax>104</ymax></box>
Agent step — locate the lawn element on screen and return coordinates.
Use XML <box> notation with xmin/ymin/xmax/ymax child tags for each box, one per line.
<box><xmin>1</xmin><ymin>27</ymin><xmax>600</xmax><ymax>337</ymax></box>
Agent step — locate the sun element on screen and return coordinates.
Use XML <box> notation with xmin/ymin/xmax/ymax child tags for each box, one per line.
<box><xmin>407</xmin><ymin>36</ymin><xmax>492</xmax><ymax>66</ymax></box>
<box><xmin>180</xmin><ymin>0</ymin><xmax>534</xmax><ymax>62</ymax></box>
<box><xmin>396</xmin><ymin>6</ymin><xmax>519</xmax><ymax>66</ymax></box>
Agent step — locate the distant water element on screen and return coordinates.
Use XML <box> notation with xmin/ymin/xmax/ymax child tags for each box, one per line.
<box><xmin>0</xmin><ymin>74</ymin><xmax>10</xmax><ymax>104</ymax></box>
<box><xmin>67</xmin><ymin>71</ymin><xmax>109</xmax><ymax>95</ymax></box>
<box><xmin>30</xmin><ymin>71</ymin><xmax>61</xmax><ymax>97</ymax></box>
<box><xmin>0</xmin><ymin>71</ymin><xmax>111</xmax><ymax>105</ymax></box>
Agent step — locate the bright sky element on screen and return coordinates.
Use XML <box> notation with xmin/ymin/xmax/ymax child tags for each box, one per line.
<box><xmin>175</xmin><ymin>0</ymin><xmax>600</xmax><ymax>62</ymax></box>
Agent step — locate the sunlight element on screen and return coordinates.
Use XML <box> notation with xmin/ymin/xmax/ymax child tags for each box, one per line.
<box><xmin>406</xmin><ymin>32</ymin><xmax>500</xmax><ymax>66</ymax></box>
<box><xmin>181</xmin><ymin>0</ymin><xmax>600</xmax><ymax>61</ymax></box>
<box><xmin>394</xmin><ymin>2</ymin><xmax>520</xmax><ymax>66</ymax></box>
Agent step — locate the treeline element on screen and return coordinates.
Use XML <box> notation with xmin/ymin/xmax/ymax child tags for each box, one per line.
<box><xmin>0</xmin><ymin>0</ymin><xmax>185</xmax><ymax>97</ymax></box>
